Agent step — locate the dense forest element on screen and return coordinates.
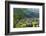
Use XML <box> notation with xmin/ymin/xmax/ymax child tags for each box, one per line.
<box><xmin>13</xmin><ymin>8</ymin><xmax>39</xmax><ymax>28</ymax></box>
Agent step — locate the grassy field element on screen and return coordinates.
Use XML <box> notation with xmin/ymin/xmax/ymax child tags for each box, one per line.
<box><xmin>13</xmin><ymin>18</ymin><xmax>39</xmax><ymax>28</ymax></box>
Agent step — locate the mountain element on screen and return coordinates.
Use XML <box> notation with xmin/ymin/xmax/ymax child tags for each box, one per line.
<box><xmin>24</xmin><ymin>11</ymin><xmax>39</xmax><ymax>18</ymax></box>
<box><xmin>14</xmin><ymin>8</ymin><xmax>39</xmax><ymax>18</ymax></box>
